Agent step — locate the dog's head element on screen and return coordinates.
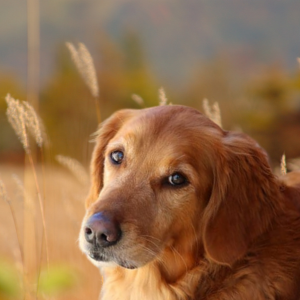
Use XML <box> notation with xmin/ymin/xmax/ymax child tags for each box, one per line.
<box><xmin>79</xmin><ymin>105</ymin><xmax>277</xmax><ymax>270</ymax></box>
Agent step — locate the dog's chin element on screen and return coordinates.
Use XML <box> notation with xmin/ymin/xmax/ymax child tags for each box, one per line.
<box><xmin>118</xmin><ymin>261</ymin><xmax>139</xmax><ymax>270</ymax></box>
<box><xmin>86</xmin><ymin>250</ymin><xmax>139</xmax><ymax>270</ymax></box>
<box><xmin>88</xmin><ymin>251</ymin><xmax>109</xmax><ymax>262</ymax></box>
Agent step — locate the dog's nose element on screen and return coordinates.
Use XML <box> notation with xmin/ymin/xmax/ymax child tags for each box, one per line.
<box><xmin>84</xmin><ymin>212</ymin><xmax>122</xmax><ymax>247</ymax></box>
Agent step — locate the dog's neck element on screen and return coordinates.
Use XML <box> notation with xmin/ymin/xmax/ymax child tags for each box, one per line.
<box><xmin>99</xmin><ymin>245</ymin><xmax>202</xmax><ymax>300</ymax></box>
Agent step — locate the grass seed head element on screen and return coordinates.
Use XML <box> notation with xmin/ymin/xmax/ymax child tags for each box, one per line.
<box><xmin>203</xmin><ymin>98</ymin><xmax>222</xmax><ymax>128</ymax></box>
<box><xmin>66</xmin><ymin>42</ymin><xmax>99</xmax><ymax>98</ymax></box>
<box><xmin>158</xmin><ymin>87</ymin><xmax>168</xmax><ymax>106</ymax></box>
<box><xmin>132</xmin><ymin>94</ymin><xmax>144</xmax><ymax>107</ymax></box>
<box><xmin>5</xmin><ymin>94</ymin><xmax>30</xmax><ymax>154</ymax></box>
<box><xmin>280</xmin><ymin>153</ymin><xmax>287</xmax><ymax>175</ymax></box>
<box><xmin>23</xmin><ymin>101</ymin><xmax>47</xmax><ymax>147</ymax></box>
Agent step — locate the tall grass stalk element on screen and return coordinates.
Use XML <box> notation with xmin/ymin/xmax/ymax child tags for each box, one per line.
<box><xmin>0</xmin><ymin>178</ymin><xmax>26</xmax><ymax>299</ymax></box>
<box><xmin>66</xmin><ymin>42</ymin><xmax>101</xmax><ymax>123</ymax></box>
<box><xmin>23</xmin><ymin>100</ymin><xmax>49</xmax><ymax>299</ymax></box>
<box><xmin>22</xmin><ymin>99</ymin><xmax>48</xmax><ymax>210</ymax></box>
<box><xmin>28</xmin><ymin>154</ymin><xmax>49</xmax><ymax>264</ymax></box>
<box><xmin>0</xmin><ymin>179</ymin><xmax>24</xmax><ymax>272</ymax></box>
<box><xmin>5</xmin><ymin>95</ymin><xmax>49</xmax><ymax>284</ymax></box>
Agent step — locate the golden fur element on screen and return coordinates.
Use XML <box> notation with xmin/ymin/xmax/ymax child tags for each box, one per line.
<box><xmin>79</xmin><ymin>105</ymin><xmax>300</xmax><ymax>300</ymax></box>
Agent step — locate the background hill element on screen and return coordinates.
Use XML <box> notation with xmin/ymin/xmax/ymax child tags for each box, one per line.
<box><xmin>1</xmin><ymin>0</ymin><xmax>300</xmax><ymax>88</ymax></box>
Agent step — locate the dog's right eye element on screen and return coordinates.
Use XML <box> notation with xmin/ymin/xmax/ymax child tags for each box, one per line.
<box><xmin>168</xmin><ymin>173</ymin><xmax>187</xmax><ymax>186</ymax></box>
<box><xmin>110</xmin><ymin>151</ymin><xmax>124</xmax><ymax>164</ymax></box>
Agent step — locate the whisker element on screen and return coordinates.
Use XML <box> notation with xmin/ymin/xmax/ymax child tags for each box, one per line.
<box><xmin>140</xmin><ymin>235</ymin><xmax>161</xmax><ymax>245</ymax></box>
<box><xmin>170</xmin><ymin>246</ymin><xmax>188</xmax><ymax>274</ymax></box>
<box><xmin>138</xmin><ymin>244</ymin><xmax>168</xmax><ymax>269</ymax></box>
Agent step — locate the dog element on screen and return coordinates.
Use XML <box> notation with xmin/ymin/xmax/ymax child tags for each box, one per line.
<box><xmin>79</xmin><ymin>105</ymin><xmax>300</xmax><ymax>300</ymax></box>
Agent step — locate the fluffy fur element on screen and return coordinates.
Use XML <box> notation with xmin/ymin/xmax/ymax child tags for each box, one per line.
<box><xmin>79</xmin><ymin>105</ymin><xmax>300</xmax><ymax>300</ymax></box>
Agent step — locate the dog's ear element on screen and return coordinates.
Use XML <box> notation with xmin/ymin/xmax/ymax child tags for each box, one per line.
<box><xmin>86</xmin><ymin>109</ymin><xmax>137</xmax><ymax>208</ymax></box>
<box><xmin>202</xmin><ymin>131</ymin><xmax>278</xmax><ymax>265</ymax></box>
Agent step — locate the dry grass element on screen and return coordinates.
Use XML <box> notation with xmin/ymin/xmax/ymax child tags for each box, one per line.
<box><xmin>5</xmin><ymin>94</ymin><xmax>30</xmax><ymax>154</ymax></box>
<box><xmin>5</xmin><ymin>94</ymin><xmax>50</xmax><ymax>276</ymax></box>
<box><xmin>56</xmin><ymin>155</ymin><xmax>89</xmax><ymax>186</ymax></box>
<box><xmin>0</xmin><ymin>177</ymin><xmax>23</xmax><ymax>270</ymax></box>
<box><xmin>66</xmin><ymin>42</ymin><xmax>101</xmax><ymax>123</ymax></box>
<box><xmin>131</xmin><ymin>94</ymin><xmax>145</xmax><ymax>107</ymax></box>
<box><xmin>22</xmin><ymin>101</ymin><xmax>47</xmax><ymax>148</ymax></box>
<box><xmin>0</xmin><ymin>165</ymin><xmax>100</xmax><ymax>300</ymax></box>
<box><xmin>158</xmin><ymin>87</ymin><xmax>168</xmax><ymax>106</ymax></box>
<box><xmin>66</xmin><ymin>42</ymin><xmax>99</xmax><ymax>99</ymax></box>
<box><xmin>203</xmin><ymin>98</ymin><xmax>222</xmax><ymax>128</ymax></box>
<box><xmin>281</xmin><ymin>153</ymin><xmax>287</xmax><ymax>175</ymax></box>
<box><xmin>2</xmin><ymin>93</ymin><xmax>100</xmax><ymax>299</ymax></box>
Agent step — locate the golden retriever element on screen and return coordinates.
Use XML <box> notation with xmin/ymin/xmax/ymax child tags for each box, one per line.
<box><xmin>79</xmin><ymin>105</ymin><xmax>300</xmax><ymax>300</ymax></box>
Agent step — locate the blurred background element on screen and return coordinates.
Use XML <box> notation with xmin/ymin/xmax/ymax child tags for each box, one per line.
<box><xmin>1</xmin><ymin>0</ymin><xmax>300</xmax><ymax>299</ymax></box>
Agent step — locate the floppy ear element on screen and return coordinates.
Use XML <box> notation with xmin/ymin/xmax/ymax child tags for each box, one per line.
<box><xmin>202</xmin><ymin>131</ymin><xmax>279</xmax><ymax>265</ymax></box>
<box><xmin>85</xmin><ymin>109</ymin><xmax>137</xmax><ymax>208</ymax></box>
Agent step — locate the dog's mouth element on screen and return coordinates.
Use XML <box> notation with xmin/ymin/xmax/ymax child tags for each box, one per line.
<box><xmin>88</xmin><ymin>251</ymin><xmax>108</xmax><ymax>262</ymax></box>
<box><xmin>87</xmin><ymin>249</ymin><xmax>138</xmax><ymax>270</ymax></box>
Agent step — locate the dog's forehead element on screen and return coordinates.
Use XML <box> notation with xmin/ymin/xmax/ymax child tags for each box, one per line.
<box><xmin>112</xmin><ymin>107</ymin><xmax>193</xmax><ymax>147</ymax></box>
<box><xmin>118</xmin><ymin>106</ymin><xmax>214</xmax><ymax>138</ymax></box>
<box><xmin>108</xmin><ymin>106</ymin><xmax>222</xmax><ymax>166</ymax></box>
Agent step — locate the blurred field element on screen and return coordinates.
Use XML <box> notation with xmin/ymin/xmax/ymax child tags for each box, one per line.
<box><xmin>0</xmin><ymin>163</ymin><xmax>101</xmax><ymax>300</ymax></box>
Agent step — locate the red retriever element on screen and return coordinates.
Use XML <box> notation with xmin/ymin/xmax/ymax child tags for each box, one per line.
<box><xmin>79</xmin><ymin>105</ymin><xmax>300</xmax><ymax>300</ymax></box>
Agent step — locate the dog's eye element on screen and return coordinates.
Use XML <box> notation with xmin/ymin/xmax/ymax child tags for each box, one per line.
<box><xmin>110</xmin><ymin>151</ymin><xmax>124</xmax><ymax>164</ymax></box>
<box><xmin>168</xmin><ymin>173</ymin><xmax>187</xmax><ymax>186</ymax></box>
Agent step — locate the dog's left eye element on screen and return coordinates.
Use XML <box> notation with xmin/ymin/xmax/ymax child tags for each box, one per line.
<box><xmin>110</xmin><ymin>151</ymin><xmax>124</xmax><ymax>164</ymax></box>
<box><xmin>168</xmin><ymin>173</ymin><xmax>187</xmax><ymax>186</ymax></box>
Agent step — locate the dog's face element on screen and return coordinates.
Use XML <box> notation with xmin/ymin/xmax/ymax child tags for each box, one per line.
<box><xmin>79</xmin><ymin>106</ymin><xmax>219</xmax><ymax>269</ymax></box>
<box><xmin>79</xmin><ymin>105</ymin><xmax>274</xmax><ymax>269</ymax></box>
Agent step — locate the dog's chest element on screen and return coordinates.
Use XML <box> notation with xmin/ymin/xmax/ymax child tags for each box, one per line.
<box><xmin>99</xmin><ymin>266</ymin><xmax>181</xmax><ymax>300</ymax></box>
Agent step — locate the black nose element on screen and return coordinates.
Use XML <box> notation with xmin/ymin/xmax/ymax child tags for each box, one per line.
<box><xmin>84</xmin><ymin>212</ymin><xmax>122</xmax><ymax>247</ymax></box>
